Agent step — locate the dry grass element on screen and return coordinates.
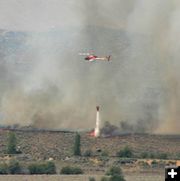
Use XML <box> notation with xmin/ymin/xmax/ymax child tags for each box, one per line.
<box><xmin>0</xmin><ymin>130</ymin><xmax>179</xmax><ymax>160</ymax></box>
<box><xmin>0</xmin><ymin>173</ymin><xmax>164</xmax><ymax>181</ymax></box>
<box><xmin>0</xmin><ymin>129</ymin><xmax>177</xmax><ymax>181</ymax></box>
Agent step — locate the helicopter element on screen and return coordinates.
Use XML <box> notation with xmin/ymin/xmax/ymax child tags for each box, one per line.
<box><xmin>79</xmin><ymin>53</ymin><xmax>111</xmax><ymax>62</ymax></box>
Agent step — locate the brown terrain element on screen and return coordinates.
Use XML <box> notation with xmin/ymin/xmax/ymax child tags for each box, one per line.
<box><xmin>0</xmin><ymin>130</ymin><xmax>179</xmax><ymax>159</ymax></box>
<box><xmin>0</xmin><ymin>173</ymin><xmax>164</xmax><ymax>181</ymax></box>
<box><xmin>0</xmin><ymin>129</ymin><xmax>179</xmax><ymax>181</ymax></box>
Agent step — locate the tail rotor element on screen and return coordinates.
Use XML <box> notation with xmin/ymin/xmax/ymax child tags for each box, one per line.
<box><xmin>107</xmin><ymin>55</ymin><xmax>111</xmax><ymax>61</ymax></box>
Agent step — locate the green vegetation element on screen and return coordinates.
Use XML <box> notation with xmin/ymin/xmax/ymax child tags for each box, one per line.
<box><xmin>28</xmin><ymin>161</ymin><xmax>56</xmax><ymax>174</ymax></box>
<box><xmin>115</xmin><ymin>158</ymin><xmax>136</xmax><ymax>165</ymax></box>
<box><xmin>102</xmin><ymin>166</ymin><xmax>126</xmax><ymax>181</ymax></box>
<box><xmin>89</xmin><ymin>176</ymin><xmax>96</xmax><ymax>181</ymax></box>
<box><xmin>110</xmin><ymin>175</ymin><xmax>126</xmax><ymax>181</ymax></box>
<box><xmin>101</xmin><ymin>176</ymin><xmax>109</xmax><ymax>181</ymax></box>
<box><xmin>60</xmin><ymin>166</ymin><xmax>83</xmax><ymax>175</ymax></box>
<box><xmin>0</xmin><ymin>160</ymin><xmax>21</xmax><ymax>174</ymax></box>
<box><xmin>0</xmin><ymin>163</ymin><xmax>8</xmax><ymax>174</ymax></box>
<box><xmin>151</xmin><ymin>160</ymin><xmax>158</xmax><ymax>168</ymax></box>
<box><xmin>140</xmin><ymin>152</ymin><xmax>168</xmax><ymax>159</ymax></box>
<box><xmin>157</xmin><ymin>153</ymin><xmax>168</xmax><ymax>159</ymax></box>
<box><xmin>73</xmin><ymin>132</ymin><xmax>81</xmax><ymax>156</ymax></box>
<box><xmin>7</xmin><ymin>132</ymin><xmax>17</xmax><ymax>154</ymax></box>
<box><xmin>101</xmin><ymin>150</ymin><xmax>109</xmax><ymax>157</ymax></box>
<box><xmin>116</xmin><ymin>146</ymin><xmax>133</xmax><ymax>158</ymax></box>
<box><xmin>167</xmin><ymin>161</ymin><xmax>176</xmax><ymax>166</ymax></box>
<box><xmin>83</xmin><ymin>149</ymin><xmax>93</xmax><ymax>157</ymax></box>
<box><xmin>148</xmin><ymin>152</ymin><xmax>155</xmax><ymax>159</ymax></box>
<box><xmin>106</xmin><ymin>166</ymin><xmax>123</xmax><ymax>176</ymax></box>
<box><xmin>176</xmin><ymin>153</ymin><xmax>180</xmax><ymax>159</ymax></box>
<box><xmin>158</xmin><ymin>161</ymin><xmax>166</xmax><ymax>168</ymax></box>
<box><xmin>138</xmin><ymin>161</ymin><xmax>150</xmax><ymax>168</ymax></box>
<box><xmin>8</xmin><ymin>160</ymin><xmax>21</xmax><ymax>174</ymax></box>
<box><xmin>140</xmin><ymin>152</ymin><xmax>149</xmax><ymax>159</ymax></box>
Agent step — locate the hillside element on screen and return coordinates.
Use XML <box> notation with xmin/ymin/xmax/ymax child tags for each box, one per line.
<box><xmin>0</xmin><ymin>129</ymin><xmax>179</xmax><ymax>160</ymax></box>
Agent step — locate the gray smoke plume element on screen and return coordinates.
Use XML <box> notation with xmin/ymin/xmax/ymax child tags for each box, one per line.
<box><xmin>0</xmin><ymin>0</ymin><xmax>180</xmax><ymax>133</ymax></box>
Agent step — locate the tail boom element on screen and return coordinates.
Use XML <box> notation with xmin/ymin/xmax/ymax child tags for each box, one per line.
<box><xmin>107</xmin><ymin>55</ymin><xmax>111</xmax><ymax>61</ymax></box>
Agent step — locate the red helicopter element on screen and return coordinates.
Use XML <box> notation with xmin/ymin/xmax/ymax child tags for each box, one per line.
<box><xmin>79</xmin><ymin>53</ymin><xmax>111</xmax><ymax>62</ymax></box>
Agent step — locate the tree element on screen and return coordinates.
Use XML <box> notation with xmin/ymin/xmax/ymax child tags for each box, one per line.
<box><xmin>106</xmin><ymin>166</ymin><xmax>123</xmax><ymax>176</ymax></box>
<box><xmin>28</xmin><ymin>161</ymin><xmax>56</xmax><ymax>174</ymax></box>
<box><xmin>0</xmin><ymin>163</ymin><xmax>8</xmax><ymax>174</ymax></box>
<box><xmin>105</xmin><ymin>166</ymin><xmax>126</xmax><ymax>181</ymax></box>
<box><xmin>116</xmin><ymin>146</ymin><xmax>133</xmax><ymax>158</ymax></box>
<box><xmin>8</xmin><ymin>160</ymin><xmax>21</xmax><ymax>174</ymax></box>
<box><xmin>60</xmin><ymin>166</ymin><xmax>83</xmax><ymax>174</ymax></box>
<box><xmin>110</xmin><ymin>175</ymin><xmax>125</xmax><ymax>181</ymax></box>
<box><xmin>101</xmin><ymin>176</ymin><xmax>109</xmax><ymax>181</ymax></box>
<box><xmin>89</xmin><ymin>177</ymin><xmax>96</xmax><ymax>181</ymax></box>
<box><xmin>83</xmin><ymin>149</ymin><xmax>93</xmax><ymax>157</ymax></box>
<box><xmin>45</xmin><ymin>161</ymin><xmax>56</xmax><ymax>174</ymax></box>
<box><xmin>73</xmin><ymin>133</ymin><xmax>81</xmax><ymax>156</ymax></box>
<box><xmin>7</xmin><ymin>132</ymin><xmax>17</xmax><ymax>154</ymax></box>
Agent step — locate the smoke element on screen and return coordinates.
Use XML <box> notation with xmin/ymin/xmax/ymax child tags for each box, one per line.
<box><xmin>0</xmin><ymin>0</ymin><xmax>180</xmax><ymax>133</ymax></box>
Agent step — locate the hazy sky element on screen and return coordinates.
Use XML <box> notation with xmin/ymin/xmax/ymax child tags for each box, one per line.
<box><xmin>0</xmin><ymin>0</ymin><xmax>180</xmax><ymax>133</ymax></box>
<box><xmin>0</xmin><ymin>0</ymin><xmax>134</xmax><ymax>31</ymax></box>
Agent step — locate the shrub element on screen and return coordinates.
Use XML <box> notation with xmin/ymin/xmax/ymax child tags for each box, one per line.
<box><xmin>117</xmin><ymin>158</ymin><xmax>136</xmax><ymax>165</ymax></box>
<box><xmin>158</xmin><ymin>161</ymin><xmax>166</xmax><ymax>168</ymax></box>
<box><xmin>101</xmin><ymin>176</ymin><xmax>109</xmax><ymax>181</ymax></box>
<box><xmin>140</xmin><ymin>152</ymin><xmax>168</xmax><ymax>159</ymax></box>
<box><xmin>99</xmin><ymin>153</ymin><xmax>109</xmax><ymax>162</ymax></box>
<box><xmin>0</xmin><ymin>163</ymin><xmax>8</xmax><ymax>174</ymax></box>
<box><xmin>151</xmin><ymin>160</ymin><xmax>158</xmax><ymax>164</ymax></box>
<box><xmin>45</xmin><ymin>161</ymin><xmax>56</xmax><ymax>174</ymax></box>
<box><xmin>110</xmin><ymin>174</ymin><xmax>126</xmax><ymax>181</ymax></box>
<box><xmin>140</xmin><ymin>152</ymin><xmax>149</xmax><ymax>159</ymax></box>
<box><xmin>167</xmin><ymin>161</ymin><xmax>176</xmax><ymax>166</ymax></box>
<box><xmin>8</xmin><ymin>160</ymin><xmax>21</xmax><ymax>174</ymax></box>
<box><xmin>105</xmin><ymin>166</ymin><xmax>126</xmax><ymax>181</ymax></box>
<box><xmin>151</xmin><ymin>160</ymin><xmax>158</xmax><ymax>168</ymax></box>
<box><xmin>28</xmin><ymin>161</ymin><xmax>56</xmax><ymax>174</ymax></box>
<box><xmin>60</xmin><ymin>166</ymin><xmax>83</xmax><ymax>175</ymax></box>
<box><xmin>176</xmin><ymin>153</ymin><xmax>180</xmax><ymax>159</ymax></box>
<box><xmin>149</xmin><ymin>152</ymin><xmax>155</xmax><ymax>159</ymax></box>
<box><xmin>101</xmin><ymin>150</ymin><xmax>109</xmax><ymax>157</ymax></box>
<box><xmin>157</xmin><ymin>153</ymin><xmax>168</xmax><ymax>159</ymax></box>
<box><xmin>7</xmin><ymin>132</ymin><xmax>17</xmax><ymax>154</ymax></box>
<box><xmin>28</xmin><ymin>164</ymin><xmax>42</xmax><ymax>174</ymax></box>
<box><xmin>138</xmin><ymin>161</ymin><xmax>150</xmax><ymax>168</ymax></box>
<box><xmin>106</xmin><ymin>166</ymin><xmax>123</xmax><ymax>176</ymax></box>
<box><xmin>116</xmin><ymin>146</ymin><xmax>133</xmax><ymax>158</ymax></box>
<box><xmin>101</xmin><ymin>175</ymin><xmax>126</xmax><ymax>181</ymax></box>
<box><xmin>89</xmin><ymin>176</ymin><xmax>96</xmax><ymax>181</ymax></box>
<box><xmin>84</xmin><ymin>150</ymin><xmax>93</xmax><ymax>157</ymax></box>
<box><xmin>73</xmin><ymin>133</ymin><xmax>81</xmax><ymax>156</ymax></box>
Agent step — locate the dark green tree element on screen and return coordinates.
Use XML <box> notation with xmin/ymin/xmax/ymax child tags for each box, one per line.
<box><xmin>105</xmin><ymin>166</ymin><xmax>126</xmax><ymax>181</ymax></box>
<box><xmin>60</xmin><ymin>166</ymin><xmax>83</xmax><ymax>174</ymax></box>
<box><xmin>89</xmin><ymin>176</ymin><xmax>96</xmax><ymax>181</ymax></box>
<box><xmin>7</xmin><ymin>132</ymin><xmax>17</xmax><ymax>154</ymax></box>
<box><xmin>0</xmin><ymin>163</ymin><xmax>8</xmax><ymax>174</ymax></box>
<box><xmin>106</xmin><ymin>166</ymin><xmax>123</xmax><ymax>176</ymax></box>
<box><xmin>73</xmin><ymin>133</ymin><xmax>81</xmax><ymax>156</ymax></box>
<box><xmin>110</xmin><ymin>175</ymin><xmax>126</xmax><ymax>181</ymax></box>
<box><xmin>116</xmin><ymin>146</ymin><xmax>133</xmax><ymax>158</ymax></box>
<box><xmin>8</xmin><ymin>160</ymin><xmax>21</xmax><ymax>174</ymax></box>
<box><xmin>28</xmin><ymin>161</ymin><xmax>56</xmax><ymax>174</ymax></box>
